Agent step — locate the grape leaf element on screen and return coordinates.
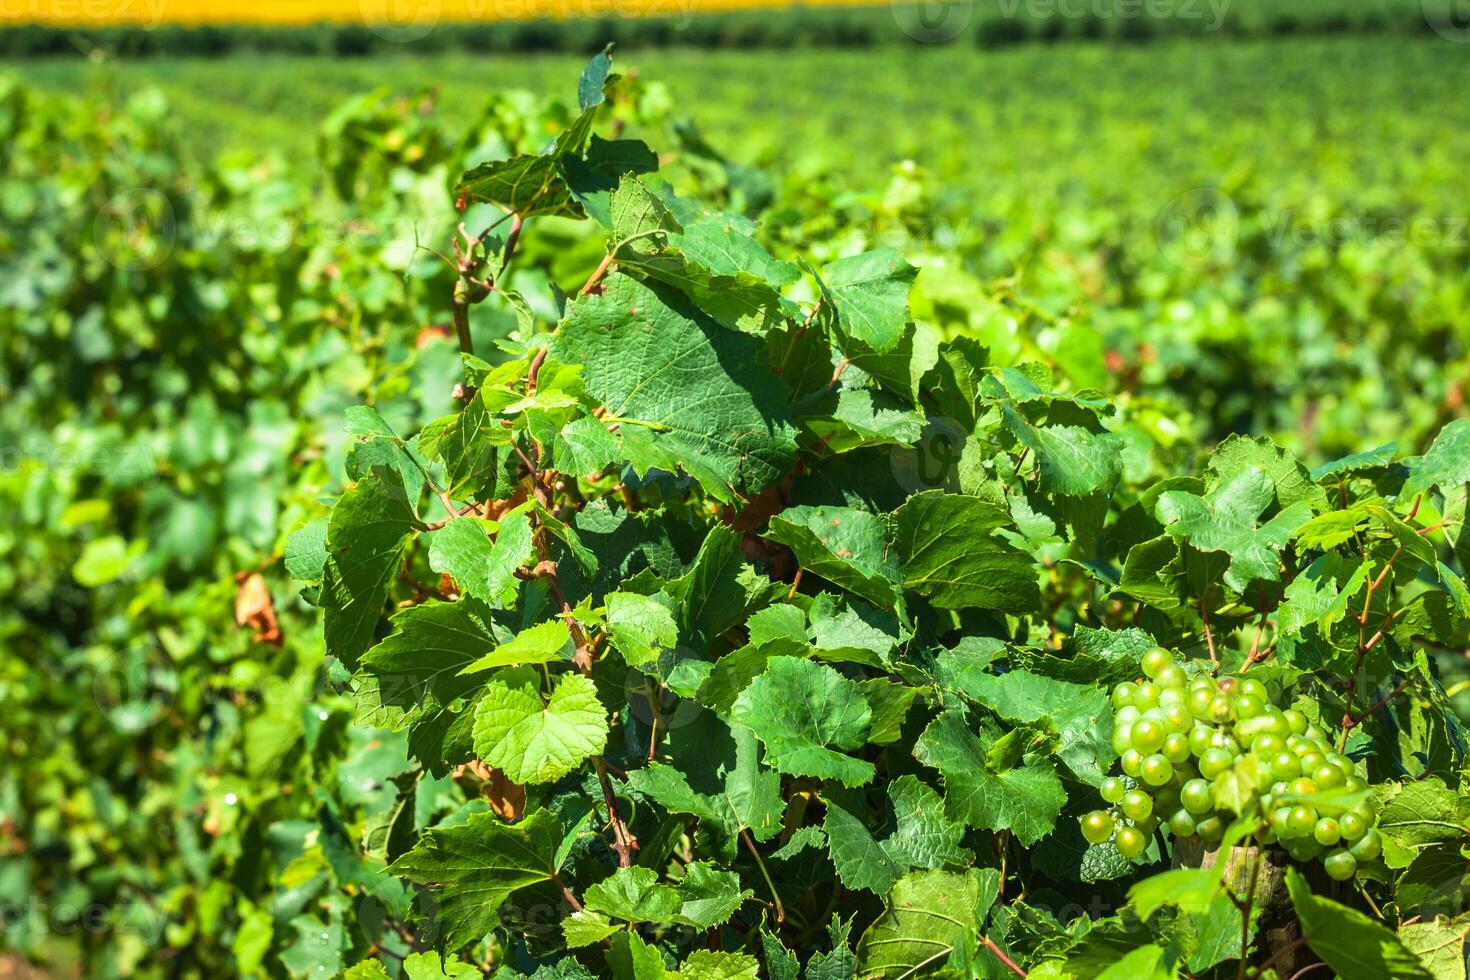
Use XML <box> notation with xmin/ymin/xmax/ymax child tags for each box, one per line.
<box><xmin>322</xmin><ymin>469</ymin><xmax>422</xmax><ymax>670</ymax></box>
<box><xmin>891</xmin><ymin>491</ymin><xmax>1041</xmax><ymax>613</ymax></box>
<box><xmin>854</xmin><ymin>869</ymin><xmax>995</xmax><ymax>979</ymax></box>
<box><xmin>1156</xmin><ymin>467</ymin><xmax>1314</xmax><ymax>592</ymax></box>
<box><xmin>551</xmin><ymin>275</ymin><xmax>798</xmax><ymax>502</ymax></box>
<box><xmin>816</xmin><ymin>248</ymin><xmax>918</xmax><ymax>355</ymax></box>
<box><xmin>427</xmin><ymin>512</ymin><xmax>533</xmax><ymax>607</ymax></box>
<box><xmin>472</xmin><ymin>672</ymin><xmax>609</xmax><ymax>784</ymax></box>
<box><xmin>1287</xmin><ymin>868</ymin><xmax>1434</xmax><ymax>980</ymax></box>
<box><xmin>388</xmin><ymin>809</ymin><xmax>563</xmax><ymax>952</ymax></box>
<box><xmin>731</xmin><ymin>657</ymin><xmax>874</xmax><ymax>787</ymax></box>
<box><xmin>1402</xmin><ymin>419</ymin><xmax>1470</xmax><ymax>499</ymax></box>
<box><xmin>914</xmin><ymin>710</ymin><xmax>1065</xmax><ymax>845</ymax></box>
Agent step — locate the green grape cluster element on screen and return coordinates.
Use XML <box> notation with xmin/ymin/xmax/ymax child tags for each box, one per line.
<box><xmin>1079</xmin><ymin>647</ymin><xmax>1381</xmax><ymax>881</ymax></box>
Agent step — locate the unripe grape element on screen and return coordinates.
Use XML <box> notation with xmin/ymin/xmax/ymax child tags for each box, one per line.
<box><xmin>1188</xmin><ymin>724</ymin><xmax>1214</xmax><ymax>757</ymax></box>
<box><xmin>1283</xmin><ymin>709</ymin><xmax>1308</xmax><ymax>734</ymax></box>
<box><xmin>1209</xmin><ymin>730</ymin><xmax>1240</xmax><ymax>753</ymax></box>
<box><xmin>1131</xmin><ymin>719</ymin><xmax>1165</xmax><ymax>755</ymax></box>
<box><xmin>1270</xmin><ymin>807</ymin><xmax>1293</xmax><ymax>838</ymax></box>
<box><xmin>1100</xmin><ymin>776</ymin><xmax>1127</xmax><ymax>804</ymax></box>
<box><xmin>1155</xmin><ymin>664</ymin><xmax>1187</xmax><ymax>690</ymax></box>
<box><xmin>1235</xmin><ymin>715</ymin><xmax>1274</xmax><ymax>741</ymax></box>
<box><xmin>1141</xmin><ymin>754</ymin><xmax>1173</xmax><ymax>786</ymax></box>
<box><xmin>1187</xmin><ymin>687</ymin><xmax>1214</xmax><ymax>718</ymax></box>
<box><xmin>1349</xmin><ymin>829</ymin><xmax>1381</xmax><ymax>861</ymax></box>
<box><xmin>1269</xmin><ymin>751</ymin><xmax>1301</xmax><ymax>781</ymax></box>
<box><xmin>1121</xmin><ymin>790</ymin><xmax>1153</xmax><ymax>822</ymax></box>
<box><xmin>1141</xmin><ymin>647</ymin><xmax>1174</xmax><ymax>679</ymax></box>
<box><xmin>1196</xmin><ymin>815</ymin><xmax>1225</xmax><ymax>842</ymax></box>
<box><xmin>1199</xmin><ymin>748</ymin><xmax>1233</xmax><ymax>779</ymax></box>
<box><xmin>1287</xmin><ymin>838</ymin><xmax>1324</xmax><ymax>861</ymax></box>
<box><xmin>1286</xmin><ymin>806</ymin><xmax>1317</xmax><ymax>837</ymax></box>
<box><xmin>1181</xmin><ymin>778</ymin><xmax>1213</xmax><ymax>814</ymax></box>
<box><xmin>1080</xmin><ymin>810</ymin><xmax>1115</xmax><ymax>844</ymax></box>
<box><xmin>1115</xmin><ymin>705</ymin><xmax>1141</xmax><ymax>727</ymax></box>
<box><xmin>1111</xmin><ymin>682</ymin><xmax>1138</xmax><ymax>708</ymax></box>
<box><xmin>1162</xmin><ymin>733</ymin><xmax>1192</xmax><ymax>764</ymax></box>
<box><xmin>1259</xmin><ymin>711</ymin><xmax>1291</xmax><ymax>737</ymax></box>
<box><xmin>1339</xmin><ymin>812</ymin><xmax>1367</xmax><ymax>841</ymax></box>
<box><xmin>1251</xmin><ymin>733</ymin><xmax>1286</xmax><ymax>757</ymax></box>
<box><xmin>1134</xmin><ymin>683</ymin><xmax>1161</xmax><ymax>710</ymax></box>
<box><xmin>1313</xmin><ymin>817</ymin><xmax>1341</xmax><ymax>846</ymax></box>
<box><xmin>1344</xmin><ymin>776</ymin><xmax>1367</xmax><ymax>794</ymax></box>
<box><xmin>1115</xmin><ymin>826</ymin><xmax>1147</xmax><ymax>858</ymax></box>
<box><xmin>1111</xmin><ymin>724</ymin><xmax>1133</xmax><ymax>755</ymax></box>
<box><xmin>1323</xmin><ymin>850</ymin><xmax>1358</xmax><ymax>881</ymax></box>
<box><xmin>1234</xmin><ymin>694</ymin><xmax>1266</xmax><ymax>720</ymax></box>
<box><xmin>1238</xmin><ymin>678</ymin><xmax>1268</xmax><ymax>703</ymax></box>
<box><xmin>1313</xmin><ymin>765</ymin><xmax>1345</xmax><ymax>791</ymax></box>
<box><xmin>1168</xmin><ymin>808</ymin><xmax>1196</xmax><ymax>837</ymax></box>
<box><xmin>1161</xmin><ymin>704</ymin><xmax>1193</xmax><ymax>734</ymax></box>
<box><xmin>1289</xmin><ymin>777</ymin><xmax>1318</xmax><ymax>797</ymax></box>
<box><xmin>1208</xmin><ymin>695</ymin><xmax>1233</xmax><ymax>723</ymax></box>
<box><xmin>1299</xmin><ymin>750</ymin><xmax>1327</xmax><ymax>773</ymax></box>
<box><xmin>1121</xmin><ymin>749</ymin><xmax>1144</xmax><ymax>777</ymax></box>
<box><xmin>1332</xmin><ymin>755</ymin><xmax>1356</xmax><ymax>778</ymax></box>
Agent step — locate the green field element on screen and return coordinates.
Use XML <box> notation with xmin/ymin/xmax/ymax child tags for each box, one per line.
<box><xmin>6</xmin><ymin>29</ymin><xmax>1470</xmax><ymax>979</ymax></box>
<box><xmin>22</xmin><ymin>35</ymin><xmax>1470</xmax><ymax>454</ymax></box>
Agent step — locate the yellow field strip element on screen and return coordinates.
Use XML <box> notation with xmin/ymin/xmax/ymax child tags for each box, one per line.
<box><xmin>2</xmin><ymin>0</ymin><xmax>892</xmax><ymax>26</ymax></box>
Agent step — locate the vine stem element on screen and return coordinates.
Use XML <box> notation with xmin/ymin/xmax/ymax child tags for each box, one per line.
<box><xmin>1249</xmin><ymin>937</ymin><xmax>1308</xmax><ymax>979</ymax></box>
<box><xmin>1201</xmin><ymin>595</ymin><xmax>1218</xmax><ymax>666</ymax></box>
<box><xmin>551</xmin><ymin>872</ymin><xmax>583</xmax><ymax>912</ymax></box>
<box><xmin>580</xmin><ymin>251</ymin><xmax>617</xmax><ymax>295</ymax></box>
<box><xmin>982</xmin><ymin>936</ymin><xmax>1027</xmax><ymax>978</ymax></box>
<box><xmin>741</xmin><ymin>829</ymin><xmax>784</xmax><ymax>925</ymax></box>
<box><xmin>519</xmin><ymin>401</ymin><xmax>638</xmax><ymax>866</ymax></box>
<box><xmin>1232</xmin><ymin>850</ymin><xmax>1261</xmax><ymax>980</ymax></box>
<box><xmin>1339</xmin><ymin>496</ymin><xmax>1417</xmax><ymax>747</ymax></box>
<box><xmin>502</xmin><ymin>213</ymin><xmax>524</xmax><ymax>267</ymax></box>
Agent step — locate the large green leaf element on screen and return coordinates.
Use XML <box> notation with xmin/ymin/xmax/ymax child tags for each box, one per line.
<box><xmin>1287</xmin><ymin>869</ymin><xmax>1434</xmax><ymax>980</ymax></box>
<box><xmin>388</xmin><ymin>809</ymin><xmax>563</xmax><ymax>951</ymax></box>
<box><xmin>731</xmin><ymin>656</ymin><xmax>874</xmax><ymax>787</ymax></box>
<box><xmin>914</xmin><ymin>710</ymin><xmax>1065</xmax><ymax>846</ymax></box>
<box><xmin>854</xmin><ymin>869</ymin><xmax>997</xmax><ymax>979</ymax></box>
<box><xmin>472</xmin><ymin>672</ymin><xmax>609</xmax><ymax>784</ymax></box>
<box><xmin>551</xmin><ymin>275</ymin><xmax>798</xmax><ymax>502</ymax></box>
<box><xmin>322</xmin><ymin>469</ymin><xmax>422</xmax><ymax>670</ymax></box>
<box><xmin>1156</xmin><ymin>467</ymin><xmax>1314</xmax><ymax>592</ymax></box>
<box><xmin>891</xmin><ymin>491</ymin><xmax>1041</xmax><ymax>613</ymax></box>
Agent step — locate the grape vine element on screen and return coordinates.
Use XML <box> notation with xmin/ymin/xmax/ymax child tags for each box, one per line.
<box><xmin>282</xmin><ymin>46</ymin><xmax>1470</xmax><ymax>980</ymax></box>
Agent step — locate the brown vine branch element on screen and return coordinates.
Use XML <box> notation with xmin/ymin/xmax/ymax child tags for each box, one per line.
<box><xmin>580</xmin><ymin>252</ymin><xmax>617</xmax><ymax>295</ymax></box>
<box><xmin>551</xmin><ymin>872</ymin><xmax>583</xmax><ymax>912</ymax></box>
<box><xmin>1201</xmin><ymin>597</ymin><xmax>1218</xmax><ymax>665</ymax></box>
<box><xmin>981</xmin><ymin>935</ymin><xmax>1027</xmax><ymax>978</ymax></box>
<box><xmin>516</xmin><ymin>398</ymin><xmax>638</xmax><ymax>868</ymax></box>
